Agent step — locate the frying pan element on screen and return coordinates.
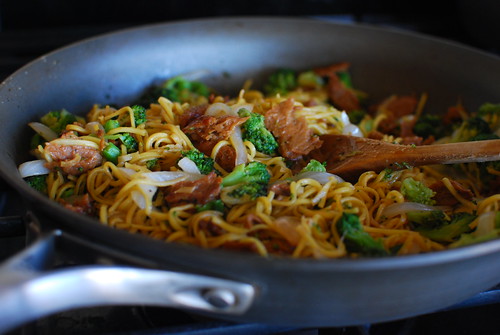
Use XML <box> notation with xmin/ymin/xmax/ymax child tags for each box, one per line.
<box><xmin>0</xmin><ymin>17</ymin><xmax>499</xmax><ymax>332</ymax></box>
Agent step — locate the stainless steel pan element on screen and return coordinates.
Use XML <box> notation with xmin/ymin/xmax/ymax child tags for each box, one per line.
<box><xmin>0</xmin><ymin>17</ymin><xmax>499</xmax><ymax>333</ymax></box>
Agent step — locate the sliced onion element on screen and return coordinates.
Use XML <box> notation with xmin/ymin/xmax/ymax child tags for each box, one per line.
<box><xmin>231</xmin><ymin>103</ymin><xmax>254</xmax><ymax>115</ymax></box>
<box><xmin>230</xmin><ymin>126</ymin><xmax>247</xmax><ymax>166</ymax></box>
<box><xmin>118</xmin><ymin>167</ymin><xmax>136</xmax><ymax>177</ymax></box>
<box><xmin>131</xmin><ymin>184</ymin><xmax>157</xmax><ymax>210</ymax></box>
<box><xmin>143</xmin><ymin>171</ymin><xmax>203</xmax><ymax>183</ymax></box>
<box><xmin>28</xmin><ymin>122</ymin><xmax>58</xmax><ymax>141</ymax></box>
<box><xmin>205</xmin><ymin>102</ymin><xmax>234</xmax><ymax>117</ymax></box>
<box><xmin>272</xmin><ymin>216</ymin><xmax>301</xmax><ymax>246</ymax></box>
<box><xmin>474</xmin><ymin>212</ymin><xmax>497</xmax><ymax>237</ymax></box>
<box><xmin>290</xmin><ymin>171</ymin><xmax>344</xmax><ymax>185</ymax></box>
<box><xmin>85</xmin><ymin>121</ymin><xmax>105</xmax><ymax>136</ymax></box>
<box><xmin>18</xmin><ymin>160</ymin><xmax>50</xmax><ymax>178</ymax></box>
<box><xmin>339</xmin><ymin>111</ymin><xmax>362</xmax><ymax>137</ymax></box>
<box><xmin>382</xmin><ymin>202</ymin><xmax>451</xmax><ymax>218</ymax></box>
<box><xmin>343</xmin><ymin>123</ymin><xmax>363</xmax><ymax>137</ymax></box>
<box><xmin>177</xmin><ymin>157</ymin><xmax>201</xmax><ymax>174</ymax></box>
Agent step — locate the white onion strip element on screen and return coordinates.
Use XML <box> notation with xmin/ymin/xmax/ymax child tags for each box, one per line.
<box><xmin>382</xmin><ymin>202</ymin><xmax>451</xmax><ymax>218</ymax></box>
<box><xmin>230</xmin><ymin>126</ymin><xmax>247</xmax><ymax>166</ymax></box>
<box><xmin>28</xmin><ymin>122</ymin><xmax>58</xmax><ymax>141</ymax></box>
<box><xmin>18</xmin><ymin>160</ymin><xmax>50</xmax><ymax>178</ymax></box>
<box><xmin>177</xmin><ymin>157</ymin><xmax>201</xmax><ymax>174</ymax></box>
<box><xmin>289</xmin><ymin>171</ymin><xmax>344</xmax><ymax>185</ymax></box>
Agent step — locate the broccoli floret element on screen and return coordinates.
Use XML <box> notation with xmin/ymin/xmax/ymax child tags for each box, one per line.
<box><xmin>337</xmin><ymin>213</ymin><xmax>388</xmax><ymax>256</ymax></box>
<box><xmin>136</xmin><ymin>76</ymin><xmax>210</xmax><ymax>105</ymax></box>
<box><xmin>450</xmin><ymin>116</ymin><xmax>491</xmax><ymax>143</ymax></box>
<box><xmin>24</xmin><ymin>175</ymin><xmax>47</xmax><ymax>194</ymax></box>
<box><xmin>407</xmin><ymin>210</ymin><xmax>446</xmax><ymax>228</ymax></box>
<box><xmin>161</xmin><ymin>77</ymin><xmax>209</xmax><ymax>103</ymax></box>
<box><xmin>221</xmin><ymin>162</ymin><xmax>271</xmax><ymax>187</ymax></box>
<box><xmin>263</xmin><ymin>69</ymin><xmax>297</xmax><ymax>96</ymax></box>
<box><xmin>181</xmin><ymin>149</ymin><xmax>215</xmax><ymax>175</ymax></box>
<box><xmin>238</xmin><ymin>108</ymin><xmax>278</xmax><ymax>155</ymax></box>
<box><xmin>400</xmin><ymin>178</ymin><xmax>436</xmax><ymax>205</ymax></box>
<box><xmin>415</xmin><ymin>212</ymin><xmax>477</xmax><ymax>243</ymax></box>
<box><xmin>451</xmin><ymin>212</ymin><xmax>500</xmax><ymax>248</ymax></box>
<box><xmin>347</xmin><ymin>110</ymin><xmax>367</xmax><ymax>125</ymax></box>
<box><xmin>196</xmin><ymin>199</ymin><xmax>225</xmax><ymax>213</ymax></box>
<box><xmin>40</xmin><ymin>109</ymin><xmax>78</xmax><ymax>134</ymax></box>
<box><xmin>228</xmin><ymin>182</ymin><xmax>268</xmax><ymax>201</ymax></box>
<box><xmin>146</xmin><ymin>158</ymin><xmax>159</xmax><ymax>170</ymax></box>
<box><xmin>413</xmin><ymin>114</ymin><xmax>446</xmax><ymax>139</ymax></box>
<box><xmin>121</xmin><ymin>133</ymin><xmax>138</xmax><ymax>153</ymax></box>
<box><xmin>105</xmin><ymin>133</ymin><xmax>138</xmax><ymax>153</ymax></box>
<box><xmin>478</xmin><ymin>102</ymin><xmax>500</xmax><ymax>131</ymax></box>
<box><xmin>297</xmin><ymin>70</ymin><xmax>324</xmax><ymax>89</ymax></box>
<box><xmin>301</xmin><ymin>159</ymin><xmax>326</xmax><ymax>173</ymax></box>
<box><xmin>131</xmin><ymin>105</ymin><xmax>147</xmax><ymax>125</ymax></box>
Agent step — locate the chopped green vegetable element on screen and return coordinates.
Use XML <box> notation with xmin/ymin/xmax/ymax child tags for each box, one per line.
<box><xmin>196</xmin><ymin>199</ymin><xmax>225</xmax><ymax>213</ymax></box>
<box><xmin>297</xmin><ymin>70</ymin><xmax>324</xmax><ymax>89</ymax></box>
<box><xmin>227</xmin><ymin>182</ymin><xmax>268</xmax><ymax>201</ymax></box>
<box><xmin>263</xmin><ymin>69</ymin><xmax>297</xmax><ymax>96</ymax></box>
<box><xmin>181</xmin><ymin>149</ymin><xmax>215</xmax><ymax>175</ymax></box>
<box><xmin>450</xmin><ymin>116</ymin><xmax>491</xmax><ymax>143</ymax></box>
<box><xmin>24</xmin><ymin>175</ymin><xmax>47</xmax><ymax>194</ymax></box>
<box><xmin>238</xmin><ymin>108</ymin><xmax>278</xmax><ymax>155</ymax></box>
<box><xmin>146</xmin><ymin>159</ymin><xmax>159</xmax><ymax>170</ymax></box>
<box><xmin>400</xmin><ymin>178</ymin><xmax>436</xmax><ymax>205</ymax></box>
<box><xmin>40</xmin><ymin>109</ymin><xmax>78</xmax><ymax>134</ymax></box>
<box><xmin>337</xmin><ymin>213</ymin><xmax>388</xmax><ymax>256</ymax></box>
<box><xmin>407</xmin><ymin>210</ymin><xmax>446</xmax><ymax>227</ymax></box>
<box><xmin>102</xmin><ymin>142</ymin><xmax>121</xmax><ymax>164</ymax></box>
<box><xmin>104</xmin><ymin>119</ymin><xmax>120</xmax><ymax>132</ymax></box>
<box><xmin>105</xmin><ymin>133</ymin><xmax>138</xmax><ymax>153</ymax></box>
<box><xmin>347</xmin><ymin>110</ymin><xmax>366</xmax><ymax>125</ymax></box>
<box><xmin>416</xmin><ymin>212</ymin><xmax>477</xmax><ymax>243</ymax></box>
<box><xmin>477</xmin><ymin>102</ymin><xmax>500</xmax><ymax>130</ymax></box>
<box><xmin>413</xmin><ymin>114</ymin><xmax>446</xmax><ymax>139</ymax></box>
<box><xmin>301</xmin><ymin>159</ymin><xmax>326</xmax><ymax>173</ymax></box>
<box><xmin>131</xmin><ymin>105</ymin><xmax>147</xmax><ymax>125</ymax></box>
<box><xmin>222</xmin><ymin>162</ymin><xmax>271</xmax><ymax>187</ymax></box>
<box><xmin>136</xmin><ymin>76</ymin><xmax>210</xmax><ymax>105</ymax></box>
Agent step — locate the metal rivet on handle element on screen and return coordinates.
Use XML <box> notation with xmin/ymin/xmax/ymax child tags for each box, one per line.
<box><xmin>202</xmin><ymin>288</ymin><xmax>237</xmax><ymax>309</ymax></box>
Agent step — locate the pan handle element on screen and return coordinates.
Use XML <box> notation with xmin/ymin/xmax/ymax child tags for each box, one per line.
<box><xmin>0</xmin><ymin>232</ymin><xmax>256</xmax><ymax>334</ymax></box>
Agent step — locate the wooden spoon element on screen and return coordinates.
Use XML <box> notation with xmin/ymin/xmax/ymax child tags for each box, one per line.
<box><xmin>310</xmin><ymin>134</ymin><xmax>500</xmax><ymax>182</ymax></box>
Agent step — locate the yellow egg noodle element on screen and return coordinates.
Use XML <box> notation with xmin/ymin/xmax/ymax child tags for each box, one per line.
<box><xmin>22</xmin><ymin>68</ymin><xmax>500</xmax><ymax>259</ymax></box>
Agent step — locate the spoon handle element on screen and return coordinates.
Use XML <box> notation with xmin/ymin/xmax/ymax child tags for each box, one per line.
<box><xmin>322</xmin><ymin>136</ymin><xmax>500</xmax><ymax>180</ymax></box>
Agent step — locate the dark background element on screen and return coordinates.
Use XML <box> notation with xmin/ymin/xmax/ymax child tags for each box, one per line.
<box><xmin>0</xmin><ymin>0</ymin><xmax>498</xmax><ymax>81</ymax></box>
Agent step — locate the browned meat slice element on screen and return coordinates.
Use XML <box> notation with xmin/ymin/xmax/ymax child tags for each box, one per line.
<box><xmin>264</xmin><ymin>98</ymin><xmax>322</xmax><ymax>160</ymax></box>
<box><xmin>59</xmin><ymin>194</ymin><xmax>94</xmax><ymax>215</ymax></box>
<box><xmin>314</xmin><ymin>62</ymin><xmax>360</xmax><ymax>112</ymax></box>
<box><xmin>44</xmin><ymin>143</ymin><xmax>102</xmax><ymax>176</ymax></box>
<box><xmin>377</xmin><ymin>95</ymin><xmax>418</xmax><ymax>134</ymax></box>
<box><xmin>429</xmin><ymin>179</ymin><xmax>474</xmax><ymax>206</ymax></box>
<box><xmin>215</xmin><ymin>145</ymin><xmax>236</xmax><ymax>172</ymax></box>
<box><xmin>269</xmin><ymin>181</ymin><xmax>291</xmax><ymax>197</ymax></box>
<box><xmin>165</xmin><ymin>171</ymin><xmax>222</xmax><ymax>206</ymax></box>
<box><xmin>178</xmin><ymin>104</ymin><xmax>208</xmax><ymax>128</ymax></box>
<box><xmin>182</xmin><ymin>115</ymin><xmax>248</xmax><ymax>156</ymax></box>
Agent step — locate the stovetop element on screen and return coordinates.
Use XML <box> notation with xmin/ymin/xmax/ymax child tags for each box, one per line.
<box><xmin>1</xmin><ymin>6</ymin><xmax>499</xmax><ymax>335</ymax></box>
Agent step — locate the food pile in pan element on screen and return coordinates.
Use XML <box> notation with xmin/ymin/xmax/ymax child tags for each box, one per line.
<box><xmin>19</xmin><ymin>62</ymin><xmax>500</xmax><ymax>258</ymax></box>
